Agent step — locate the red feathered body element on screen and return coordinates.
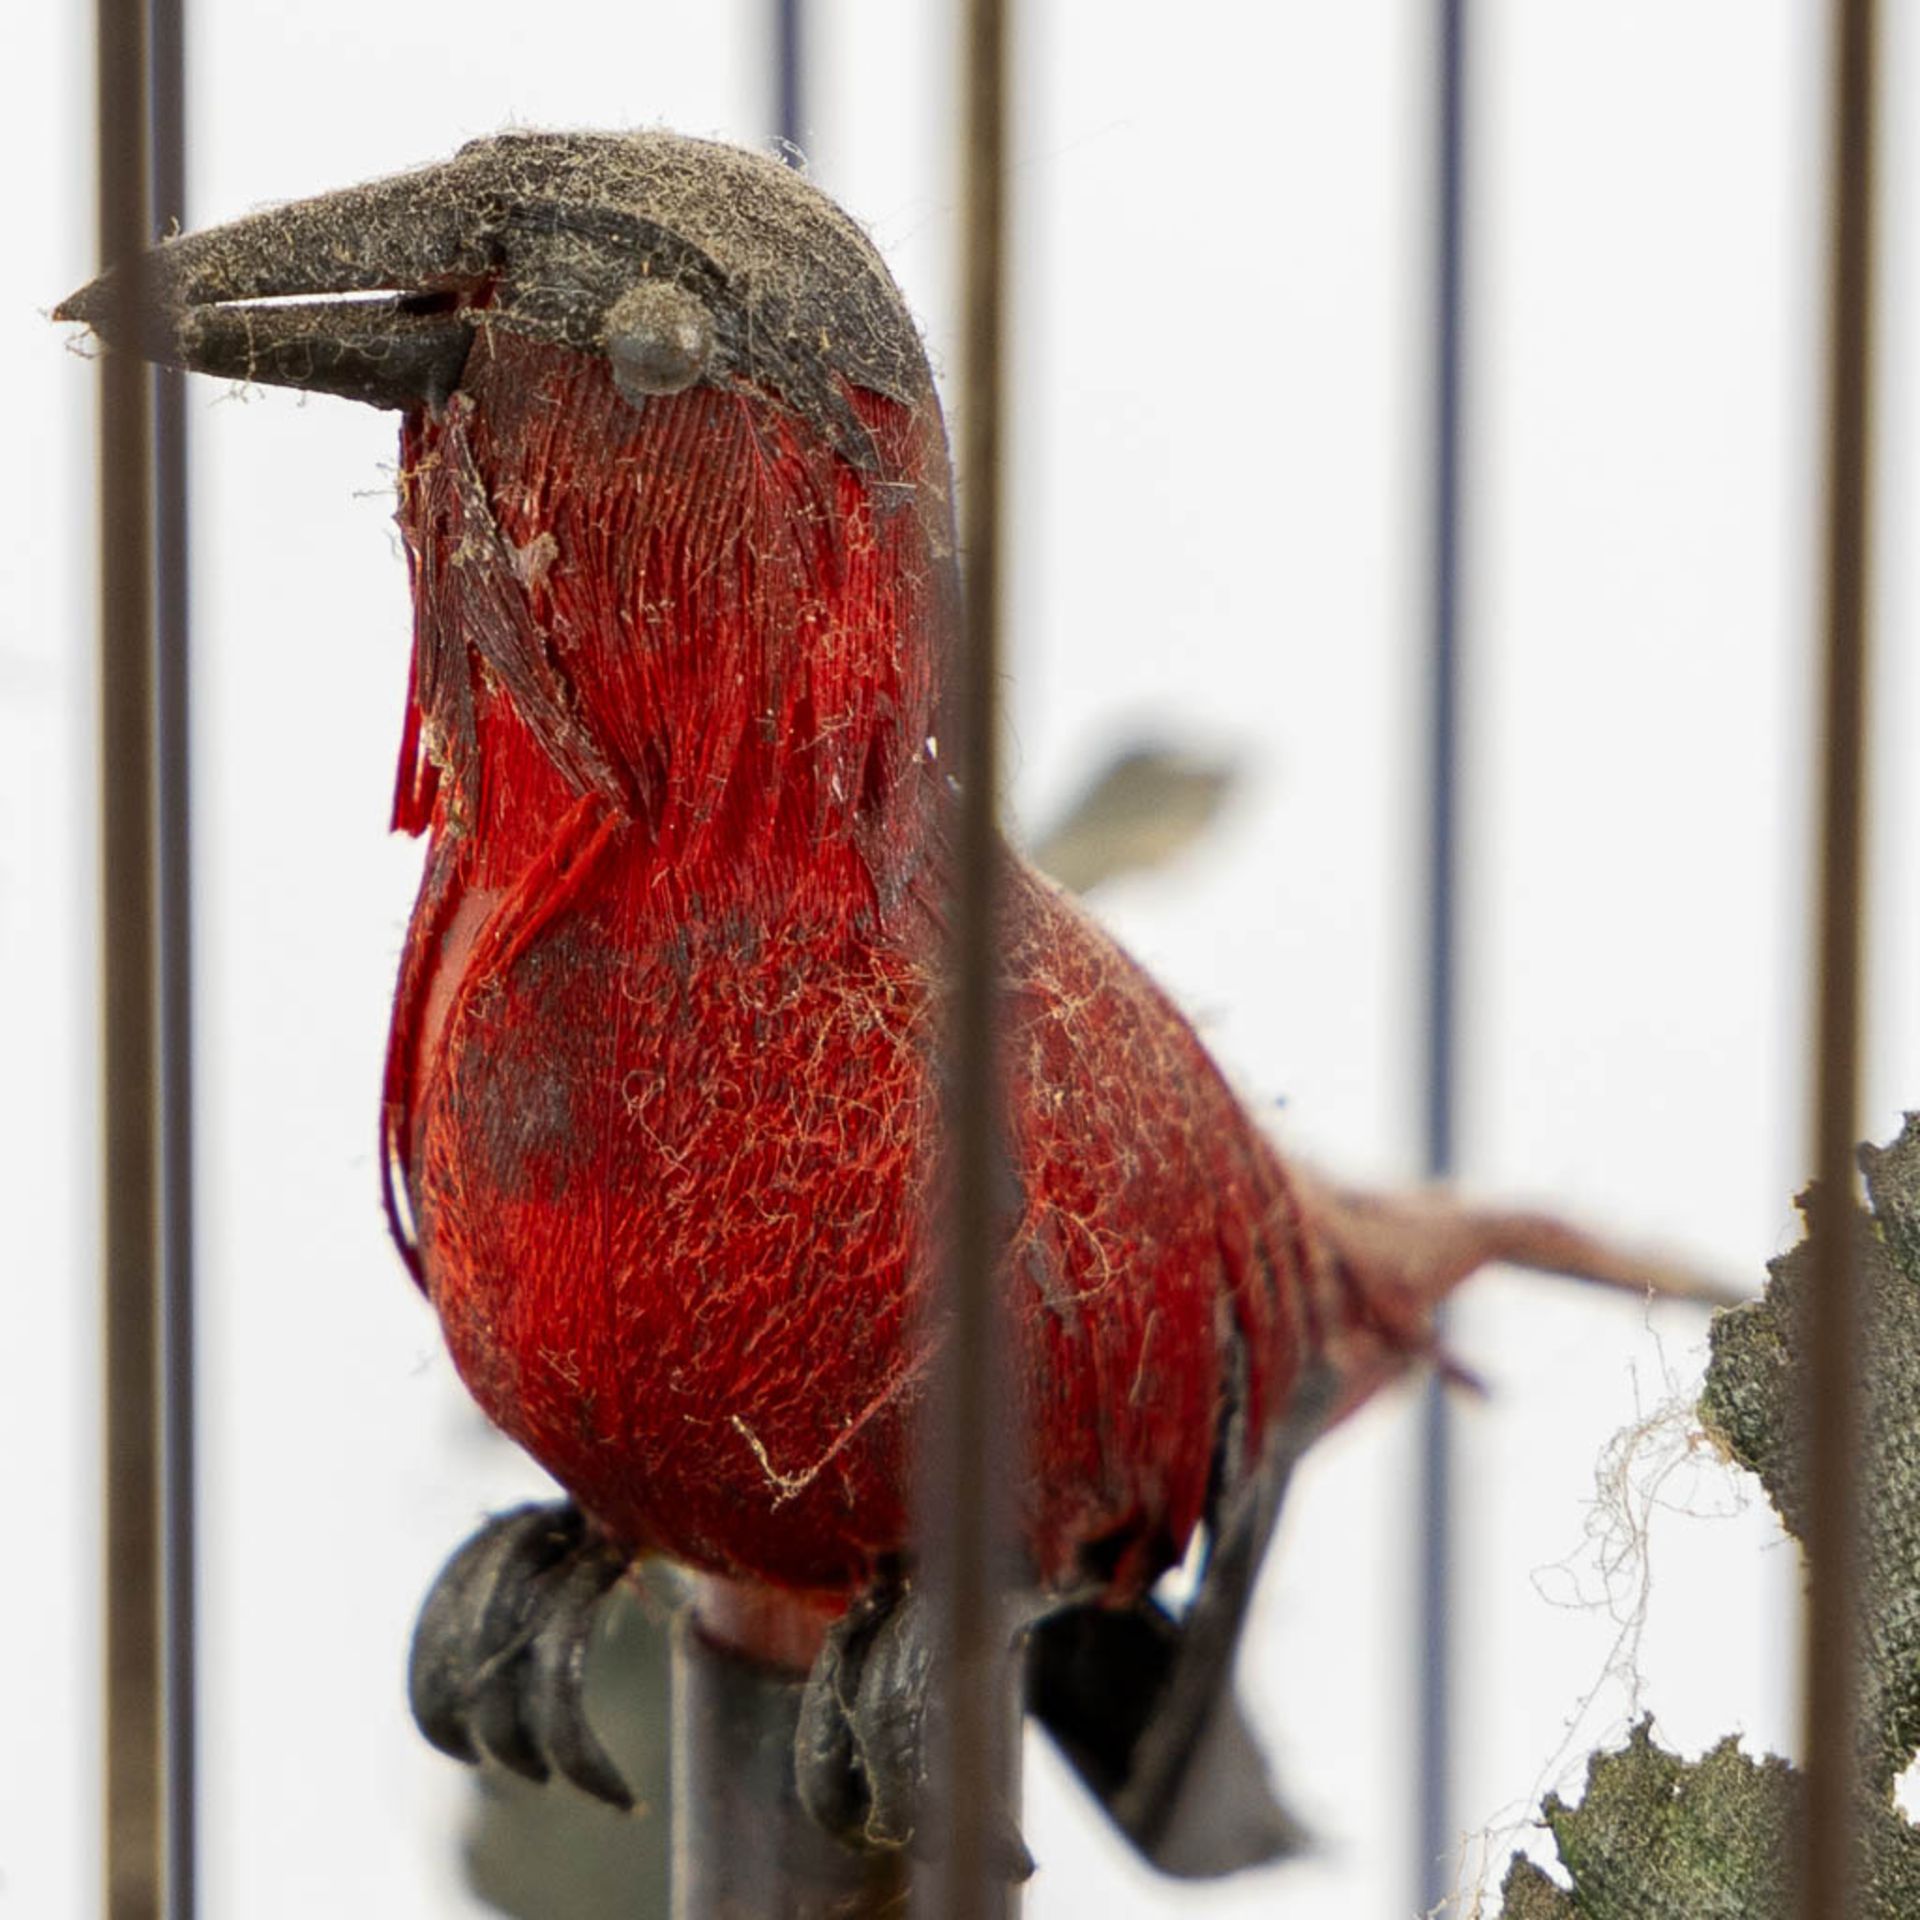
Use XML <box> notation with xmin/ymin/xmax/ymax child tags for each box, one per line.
<box><xmin>384</xmin><ymin>330</ymin><xmax>1399</xmax><ymax>1602</ymax></box>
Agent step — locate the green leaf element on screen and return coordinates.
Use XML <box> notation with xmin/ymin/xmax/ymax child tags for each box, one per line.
<box><xmin>1496</xmin><ymin>1855</ymin><xmax>1578</xmax><ymax>1918</ymax></box>
<box><xmin>1499</xmin><ymin>1115</ymin><xmax>1920</xmax><ymax>1916</ymax></box>
<box><xmin>1700</xmin><ymin>1114</ymin><xmax>1920</xmax><ymax>1791</ymax></box>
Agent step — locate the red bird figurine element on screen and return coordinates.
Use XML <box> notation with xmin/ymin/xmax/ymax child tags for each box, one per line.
<box><xmin>60</xmin><ymin>130</ymin><xmax>1713</xmax><ymax>1878</ymax></box>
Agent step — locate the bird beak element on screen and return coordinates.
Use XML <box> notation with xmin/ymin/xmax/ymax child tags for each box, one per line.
<box><xmin>54</xmin><ymin>130</ymin><xmax>937</xmax><ymax>467</ymax></box>
<box><xmin>53</xmin><ymin>164</ymin><xmax>488</xmax><ymax>410</ymax></box>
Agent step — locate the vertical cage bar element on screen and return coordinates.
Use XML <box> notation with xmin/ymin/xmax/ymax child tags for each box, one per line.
<box><xmin>774</xmin><ymin>0</ymin><xmax>804</xmax><ymax>156</ymax></box>
<box><xmin>1417</xmin><ymin>0</ymin><xmax>1469</xmax><ymax>1910</ymax></box>
<box><xmin>1800</xmin><ymin>1</ymin><xmax>1877</xmax><ymax>1915</ymax></box>
<box><xmin>149</xmin><ymin>1</ymin><xmax>195</xmax><ymax>1915</ymax></box>
<box><xmin>927</xmin><ymin>0</ymin><xmax>1017</xmax><ymax>1913</ymax></box>
<box><xmin>93</xmin><ymin>1</ymin><xmax>164</xmax><ymax>1916</ymax></box>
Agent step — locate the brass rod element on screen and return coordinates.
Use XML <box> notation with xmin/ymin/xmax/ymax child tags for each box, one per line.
<box><xmin>927</xmin><ymin>0</ymin><xmax>1017</xmax><ymax>1913</ymax></box>
<box><xmin>1800</xmin><ymin>1</ymin><xmax>1878</xmax><ymax>1915</ymax></box>
<box><xmin>93</xmin><ymin>1</ymin><xmax>164</xmax><ymax>1915</ymax></box>
<box><xmin>149</xmin><ymin>0</ymin><xmax>196</xmax><ymax>1914</ymax></box>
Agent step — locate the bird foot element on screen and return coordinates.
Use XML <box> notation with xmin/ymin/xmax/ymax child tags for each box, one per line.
<box><xmin>794</xmin><ymin>1584</ymin><xmax>1034</xmax><ymax>1879</ymax></box>
<box><xmin>408</xmin><ymin>1501</ymin><xmax>634</xmax><ymax>1808</ymax></box>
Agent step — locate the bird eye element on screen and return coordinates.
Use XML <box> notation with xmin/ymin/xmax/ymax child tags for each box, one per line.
<box><xmin>605</xmin><ymin>281</ymin><xmax>714</xmax><ymax>404</ymax></box>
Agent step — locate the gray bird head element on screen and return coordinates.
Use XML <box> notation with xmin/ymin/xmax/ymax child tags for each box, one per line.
<box><xmin>57</xmin><ymin>129</ymin><xmax>937</xmax><ymax>471</ymax></box>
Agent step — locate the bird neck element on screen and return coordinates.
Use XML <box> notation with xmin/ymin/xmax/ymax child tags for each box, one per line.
<box><xmin>392</xmin><ymin>333</ymin><xmax>955</xmax><ymax>916</ymax></box>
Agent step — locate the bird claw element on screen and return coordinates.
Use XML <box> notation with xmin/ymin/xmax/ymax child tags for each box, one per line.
<box><xmin>794</xmin><ymin>1585</ymin><xmax>1034</xmax><ymax>1879</ymax></box>
<box><xmin>408</xmin><ymin>1501</ymin><xmax>634</xmax><ymax>1809</ymax></box>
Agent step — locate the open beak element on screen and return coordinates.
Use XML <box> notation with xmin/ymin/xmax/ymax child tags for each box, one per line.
<box><xmin>54</xmin><ymin>164</ymin><xmax>488</xmax><ymax>409</ymax></box>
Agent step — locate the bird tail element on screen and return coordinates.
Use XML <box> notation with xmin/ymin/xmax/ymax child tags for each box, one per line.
<box><xmin>1289</xmin><ymin>1170</ymin><xmax>1741</xmax><ymax>1424</ymax></box>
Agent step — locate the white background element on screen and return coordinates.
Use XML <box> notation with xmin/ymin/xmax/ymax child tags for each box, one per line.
<box><xmin>5</xmin><ymin>3</ymin><xmax>1919</xmax><ymax>1916</ymax></box>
